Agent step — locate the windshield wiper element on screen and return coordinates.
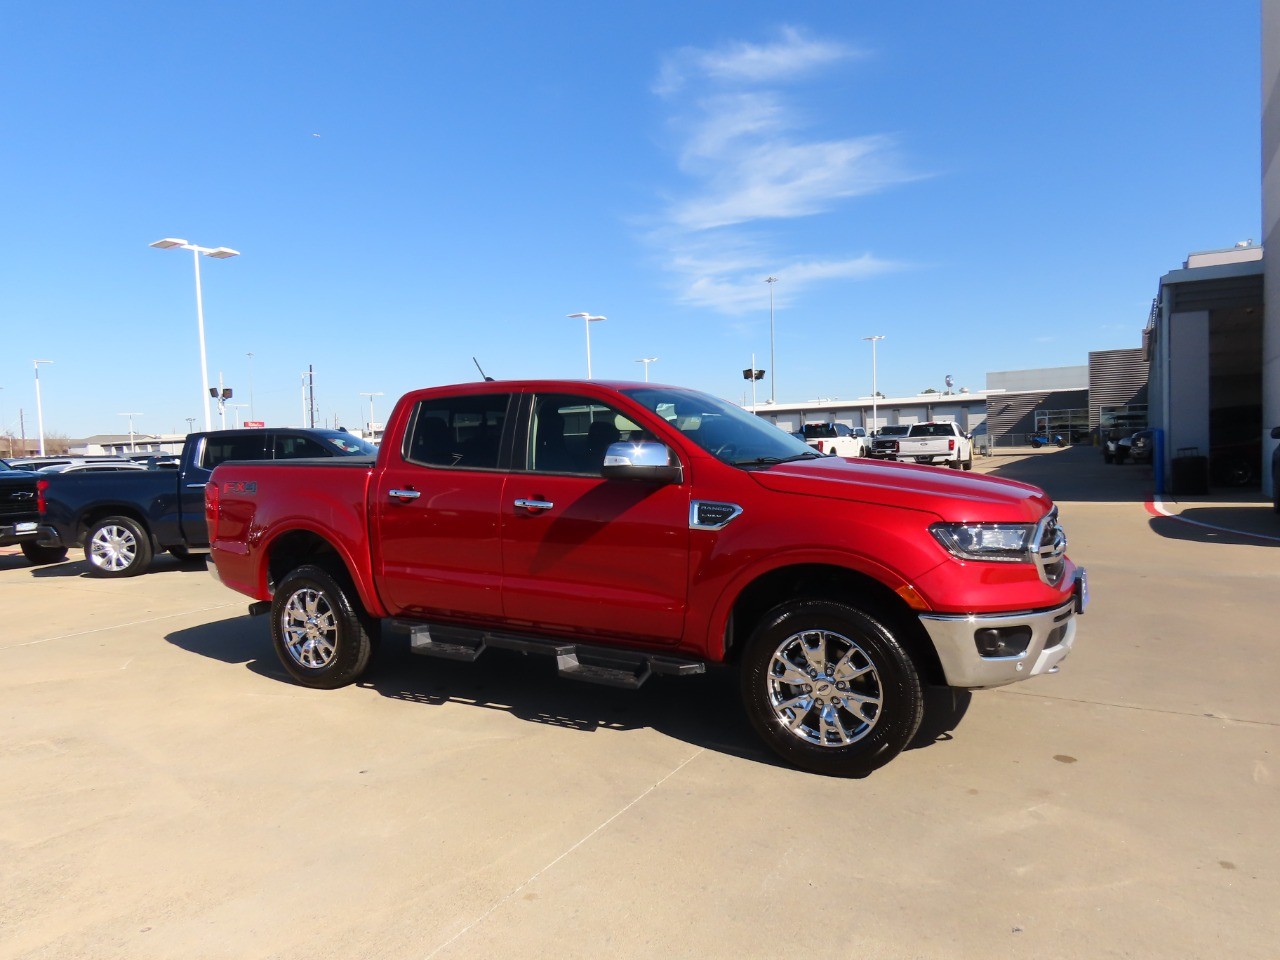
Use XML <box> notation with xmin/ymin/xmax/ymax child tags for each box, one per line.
<box><xmin>731</xmin><ymin>452</ymin><xmax>824</xmax><ymax>467</ymax></box>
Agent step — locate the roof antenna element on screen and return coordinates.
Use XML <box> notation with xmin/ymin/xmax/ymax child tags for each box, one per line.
<box><xmin>472</xmin><ymin>357</ymin><xmax>495</xmax><ymax>382</ymax></box>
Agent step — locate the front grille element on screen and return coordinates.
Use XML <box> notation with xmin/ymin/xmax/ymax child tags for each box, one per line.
<box><xmin>0</xmin><ymin>484</ymin><xmax>39</xmax><ymax>521</ymax></box>
<box><xmin>1032</xmin><ymin>508</ymin><xmax>1068</xmax><ymax>586</ymax></box>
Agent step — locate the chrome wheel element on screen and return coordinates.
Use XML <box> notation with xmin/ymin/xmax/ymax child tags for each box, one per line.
<box><xmin>767</xmin><ymin>628</ymin><xmax>883</xmax><ymax>747</ymax></box>
<box><xmin>281</xmin><ymin>587</ymin><xmax>339</xmax><ymax>669</ymax></box>
<box><xmin>90</xmin><ymin>523</ymin><xmax>139</xmax><ymax>572</ymax></box>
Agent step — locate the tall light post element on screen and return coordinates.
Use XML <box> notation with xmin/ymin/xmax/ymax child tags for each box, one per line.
<box><xmin>150</xmin><ymin>238</ymin><xmax>240</xmax><ymax>431</ymax></box>
<box><xmin>862</xmin><ymin>335</ymin><xmax>885</xmax><ymax>433</ymax></box>
<box><xmin>185</xmin><ymin>417</ymin><xmax>195</xmax><ymax>434</ymax></box>
<box><xmin>743</xmin><ymin>356</ymin><xmax>765</xmax><ymax>413</ymax></box>
<box><xmin>635</xmin><ymin>357</ymin><xmax>657</xmax><ymax>382</ymax></box>
<box><xmin>567</xmin><ymin>313</ymin><xmax>606</xmax><ymax>378</ymax></box>
<box><xmin>228</xmin><ymin>403</ymin><xmax>249</xmax><ymax>428</ymax></box>
<box><xmin>33</xmin><ymin>359</ymin><xmax>53</xmax><ymax>456</ymax></box>
<box><xmin>118</xmin><ymin>412</ymin><xmax>143</xmax><ymax>451</ymax></box>
<box><xmin>359</xmin><ymin>391</ymin><xmax>384</xmax><ymax>437</ymax></box>
<box><xmin>246</xmin><ymin>351</ymin><xmax>255</xmax><ymax>420</ymax></box>
<box><xmin>765</xmin><ymin>276</ymin><xmax>778</xmax><ymax>403</ymax></box>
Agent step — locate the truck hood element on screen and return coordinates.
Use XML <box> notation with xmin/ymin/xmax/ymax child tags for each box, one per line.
<box><xmin>749</xmin><ymin>457</ymin><xmax>1053</xmax><ymax>523</ymax></box>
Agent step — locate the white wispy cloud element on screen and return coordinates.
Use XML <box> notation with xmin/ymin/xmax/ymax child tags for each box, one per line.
<box><xmin>654</xmin><ymin>26</ymin><xmax>858</xmax><ymax>96</ymax></box>
<box><xmin>647</xmin><ymin>26</ymin><xmax>922</xmax><ymax>315</ymax></box>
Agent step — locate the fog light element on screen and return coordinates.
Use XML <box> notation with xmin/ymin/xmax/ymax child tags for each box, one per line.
<box><xmin>974</xmin><ymin>626</ymin><xmax>1033</xmax><ymax>658</ymax></box>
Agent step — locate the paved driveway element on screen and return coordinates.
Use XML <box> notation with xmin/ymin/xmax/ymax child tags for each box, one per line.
<box><xmin>2</xmin><ymin>449</ymin><xmax>1276</xmax><ymax>959</ymax></box>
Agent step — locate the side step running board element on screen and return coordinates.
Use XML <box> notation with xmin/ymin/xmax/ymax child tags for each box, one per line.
<box><xmin>385</xmin><ymin>619</ymin><xmax>705</xmax><ymax>690</ymax></box>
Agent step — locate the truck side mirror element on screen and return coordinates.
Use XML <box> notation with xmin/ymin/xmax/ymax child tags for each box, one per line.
<box><xmin>601</xmin><ymin>441</ymin><xmax>683</xmax><ymax>484</ymax></box>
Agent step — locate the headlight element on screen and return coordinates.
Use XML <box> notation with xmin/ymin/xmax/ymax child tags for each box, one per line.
<box><xmin>930</xmin><ymin>522</ymin><xmax>1035</xmax><ymax>562</ymax></box>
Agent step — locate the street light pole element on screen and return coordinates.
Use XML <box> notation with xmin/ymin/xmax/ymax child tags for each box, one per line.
<box><xmin>765</xmin><ymin>277</ymin><xmax>778</xmax><ymax>403</ymax></box>
<box><xmin>567</xmin><ymin>313</ymin><xmax>606</xmax><ymax>378</ymax></box>
<box><xmin>635</xmin><ymin>357</ymin><xmax>657</xmax><ymax>382</ymax></box>
<box><xmin>246</xmin><ymin>352</ymin><xmax>255</xmax><ymax>420</ymax></box>
<box><xmin>33</xmin><ymin>359</ymin><xmax>53</xmax><ymax>456</ymax></box>
<box><xmin>359</xmin><ymin>392</ymin><xmax>384</xmax><ymax>438</ymax></box>
<box><xmin>150</xmin><ymin>238</ymin><xmax>240</xmax><ymax>432</ymax></box>
<box><xmin>862</xmin><ymin>335</ymin><xmax>885</xmax><ymax>433</ymax></box>
<box><xmin>118</xmin><ymin>412</ymin><xmax>142</xmax><ymax>451</ymax></box>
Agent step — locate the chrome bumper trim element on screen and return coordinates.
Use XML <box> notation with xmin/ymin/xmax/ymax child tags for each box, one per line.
<box><xmin>918</xmin><ymin>589</ymin><xmax>1081</xmax><ymax>689</ymax></box>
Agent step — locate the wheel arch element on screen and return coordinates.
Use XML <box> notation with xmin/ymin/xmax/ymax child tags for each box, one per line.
<box><xmin>721</xmin><ymin>562</ymin><xmax>945</xmax><ymax>686</ymax></box>
<box><xmin>260</xmin><ymin>526</ymin><xmax>385</xmax><ymax>618</ymax></box>
<box><xmin>80</xmin><ymin>505</ymin><xmax>155</xmax><ymax>547</ymax></box>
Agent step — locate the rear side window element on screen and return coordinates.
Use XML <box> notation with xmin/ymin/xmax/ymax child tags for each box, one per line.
<box><xmin>202</xmin><ymin>435</ymin><xmax>268</xmax><ymax>469</ymax></box>
<box><xmin>274</xmin><ymin>435</ymin><xmax>333</xmax><ymax>459</ymax></box>
<box><xmin>405</xmin><ymin>394</ymin><xmax>511</xmax><ymax>469</ymax></box>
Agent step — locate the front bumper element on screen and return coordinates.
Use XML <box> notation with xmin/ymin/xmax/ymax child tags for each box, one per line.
<box><xmin>0</xmin><ymin>520</ymin><xmax>41</xmax><ymax>545</ymax></box>
<box><xmin>918</xmin><ymin>569</ymin><xmax>1087</xmax><ymax>689</ymax></box>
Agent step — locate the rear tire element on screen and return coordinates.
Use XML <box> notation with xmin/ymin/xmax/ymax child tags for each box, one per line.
<box><xmin>271</xmin><ymin>564</ymin><xmax>375</xmax><ymax>689</ymax></box>
<box><xmin>739</xmin><ymin>599</ymin><xmax>924</xmax><ymax>777</ymax></box>
<box><xmin>21</xmin><ymin>542</ymin><xmax>68</xmax><ymax>565</ymax></box>
<box><xmin>85</xmin><ymin>516</ymin><xmax>153</xmax><ymax>577</ymax></box>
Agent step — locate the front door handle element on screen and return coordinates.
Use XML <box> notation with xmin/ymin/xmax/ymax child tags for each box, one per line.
<box><xmin>389</xmin><ymin>488</ymin><xmax>421</xmax><ymax>501</ymax></box>
<box><xmin>514</xmin><ymin>498</ymin><xmax>554</xmax><ymax>512</ymax></box>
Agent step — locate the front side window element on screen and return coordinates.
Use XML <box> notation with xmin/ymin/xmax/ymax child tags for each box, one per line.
<box><xmin>526</xmin><ymin>394</ymin><xmax>652</xmax><ymax>475</ymax></box>
<box><xmin>405</xmin><ymin>394</ymin><xmax>510</xmax><ymax>470</ymax></box>
<box><xmin>621</xmin><ymin>387</ymin><xmax>815</xmax><ymax>467</ymax></box>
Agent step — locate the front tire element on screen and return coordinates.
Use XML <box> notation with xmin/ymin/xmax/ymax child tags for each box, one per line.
<box><xmin>21</xmin><ymin>542</ymin><xmax>68</xmax><ymax>565</ymax></box>
<box><xmin>271</xmin><ymin>565</ymin><xmax>375</xmax><ymax>689</ymax></box>
<box><xmin>85</xmin><ymin>516</ymin><xmax>153</xmax><ymax>577</ymax></box>
<box><xmin>739</xmin><ymin>599</ymin><xmax>924</xmax><ymax>777</ymax></box>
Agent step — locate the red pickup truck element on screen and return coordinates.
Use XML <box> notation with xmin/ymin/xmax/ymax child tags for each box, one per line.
<box><xmin>207</xmin><ymin>380</ymin><xmax>1086</xmax><ymax>776</ymax></box>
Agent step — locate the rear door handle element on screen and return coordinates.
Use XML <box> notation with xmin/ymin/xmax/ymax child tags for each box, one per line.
<box><xmin>514</xmin><ymin>499</ymin><xmax>554</xmax><ymax>512</ymax></box>
<box><xmin>389</xmin><ymin>489</ymin><xmax>421</xmax><ymax>501</ymax></box>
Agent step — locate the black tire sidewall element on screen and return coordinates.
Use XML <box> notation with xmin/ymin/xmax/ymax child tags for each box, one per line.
<box><xmin>21</xmin><ymin>542</ymin><xmax>67</xmax><ymax>565</ymax></box>
<box><xmin>270</xmin><ymin>564</ymin><xmax>372</xmax><ymax>689</ymax></box>
<box><xmin>739</xmin><ymin>599</ymin><xmax>923</xmax><ymax>777</ymax></box>
<box><xmin>85</xmin><ymin>516</ymin><xmax>153</xmax><ymax>578</ymax></box>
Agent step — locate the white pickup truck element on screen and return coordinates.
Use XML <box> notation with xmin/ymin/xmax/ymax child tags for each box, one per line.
<box><xmin>890</xmin><ymin>421</ymin><xmax>974</xmax><ymax>470</ymax></box>
<box><xmin>799</xmin><ymin>422</ymin><xmax>867</xmax><ymax>458</ymax></box>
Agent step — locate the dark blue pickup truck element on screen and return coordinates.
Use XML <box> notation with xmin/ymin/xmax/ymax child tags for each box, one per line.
<box><xmin>36</xmin><ymin>427</ymin><xmax>375</xmax><ymax>577</ymax></box>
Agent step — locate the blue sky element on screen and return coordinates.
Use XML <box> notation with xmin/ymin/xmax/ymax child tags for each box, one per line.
<box><xmin>0</xmin><ymin>2</ymin><xmax>1263</xmax><ymax>439</ymax></box>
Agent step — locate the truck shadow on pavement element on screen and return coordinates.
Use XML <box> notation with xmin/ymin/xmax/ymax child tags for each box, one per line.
<box><xmin>1147</xmin><ymin>507</ymin><xmax>1280</xmax><ymax>547</ymax></box>
<box><xmin>165</xmin><ymin>618</ymin><xmax>972</xmax><ymax>775</ymax></box>
<box><xmin>24</xmin><ymin>553</ymin><xmax>211</xmax><ymax>578</ymax></box>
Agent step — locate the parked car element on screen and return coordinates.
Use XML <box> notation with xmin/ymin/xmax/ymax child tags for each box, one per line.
<box><xmin>1128</xmin><ymin>430</ymin><xmax>1155</xmax><ymax>464</ymax></box>
<box><xmin>206</xmin><ymin>379</ymin><xmax>1086</xmax><ymax>777</ymax></box>
<box><xmin>36</xmin><ymin>428</ymin><xmax>376</xmax><ymax>577</ymax></box>
<box><xmin>868</xmin><ymin>424</ymin><xmax>912</xmax><ymax>459</ymax></box>
<box><xmin>799</xmin><ymin>422</ymin><xmax>867</xmax><ymax>457</ymax></box>
<box><xmin>6</xmin><ymin>455</ymin><xmax>133</xmax><ymax>471</ymax></box>
<box><xmin>37</xmin><ymin>460</ymin><xmax>150</xmax><ymax>474</ymax></box>
<box><xmin>1102</xmin><ymin>428</ymin><xmax>1142</xmax><ymax>464</ymax></box>
<box><xmin>0</xmin><ymin>460</ymin><xmax>68</xmax><ymax>564</ymax></box>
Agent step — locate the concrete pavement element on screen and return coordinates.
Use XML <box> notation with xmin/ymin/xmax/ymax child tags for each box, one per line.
<box><xmin>1</xmin><ymin>450</ymin><xmax>1276</xmax><ymax>959</ymax></box>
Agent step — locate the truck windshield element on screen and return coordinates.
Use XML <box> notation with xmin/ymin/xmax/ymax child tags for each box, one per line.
<box><xmin>621</xmin><ymin>387</ymin><xmax>817</xmax><ymax>467</ymax></box>
<box><xmin>314</xmin><ymin>431</ymin><xmax>377</xmax><ymax>456</ymax></box>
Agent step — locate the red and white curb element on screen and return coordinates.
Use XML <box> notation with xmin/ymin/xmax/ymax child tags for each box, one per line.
<box><xmin>1145</xmin><ymin>495</ymin><xmax>1280</xmax><ymax>544</ymax></box>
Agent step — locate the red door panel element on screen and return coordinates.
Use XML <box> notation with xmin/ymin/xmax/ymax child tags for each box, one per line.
<box><xmin>501</xmin><ymin>474</ymin><xmax>690</xmax><ymax>644</ymax></box>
